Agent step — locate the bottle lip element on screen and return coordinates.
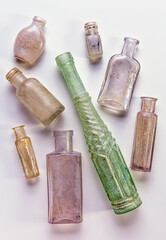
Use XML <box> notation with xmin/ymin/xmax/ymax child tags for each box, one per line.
<box><xmin>84</xmin><ymin>22</ymin><xmax>97</xmax><ymax>29</ymax></box>
<box><xmin>55</xmin><ymin>52</ymin><xmax>73</xmax><ymax>67</ymax></box>
<box><xmin>140</xmin><ymin>96</ymin><xmax>158</xmax><ymax>102</ymax></box>
<box><xmin>33</xmin><ymin>16</ymin><xmax>46</xmax><ymax>25</ymax></box>
<box><xmin>6</xmin><ymin>67</ymin><xmax>21</xmax><ymax>82</ymax></box>
<box><xmin>12</xmin><ymin>125</ymin><xmax>25</xmax><ymax>131</ymax></box>
<box><xmin>124</xmin><ymin>37</ymin><xmax>140</xmax><ymax>45</ymax></box>
<box><xmin>53</xmin><ymin>130</ymin><xmax>73</xmax><ymax>137</ymax></box>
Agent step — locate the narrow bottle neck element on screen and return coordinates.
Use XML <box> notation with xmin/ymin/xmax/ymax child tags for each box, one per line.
<box><xmin>141</xmin><ymin>97</ymin><xmax>158</xmax><ymax>113</ymax></box>
<box><xmin>56</xmin><ymin>52</ymin><xmax>86</xmax><ymax>99</ymax></box>
<box><xmin>12</xmin><ymin>125</ymin><xmax>26</xmax><ymax>140</ymax></box>
<box><xmin>32</xmin><ymin>16</ymin><xmax>46</xmax><ymax>30</ymax></box>
<box><xmin>6</xmin><ymin>68</ymin><xmax>27</xmax><ymax>88</ymax></box>
<box><xmin>54</xmin><ymin>131</ymin><xmax>73</xmax><ymax>152</ymax></box>
<box><xmin>121</xmin><ymin>37</ymin><xmax>139</xmax><ymax>58</ymax></box>
<box><xmin>84</xmin><ymin>22</ymin><xmax>98</xmax><ymax>35</ymax></box>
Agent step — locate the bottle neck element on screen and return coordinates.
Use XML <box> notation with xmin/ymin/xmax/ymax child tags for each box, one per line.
<box><xmin>32</xmin><ymin>16</ymin><xmax>46</xmax><ymax>30</ymax></box>
<box><xmin>54</xmin><ymin>130</ymin><xmax>73</xmax><ymax>152</ymax></box>
<box><xmin>55</xmin><ymin>52</ymin><xmax>86</xmax><ymax>99</ymax></box>
<box><xmin>84</xmin><ymin>22</ymin><xmax>98</xmax><ymax>35</ymax></box>
<box><xmin>141</xmin><ymin>97</ymin><xmax>158</xmax><ymax>113</ymax></box>
<box><xmin>6</xmin><ymin>68</ymin><xmax>27</xmax><ymax>88</ymax></box>
<box><xmin>121</xmin><ymin>37</ymin><xmax>139</xmax><ymax>58</ymax></box>
<box><xmin>12</xmin><ymin>125</ymin><xmax>26</xmax><ymax>140</ymax></box>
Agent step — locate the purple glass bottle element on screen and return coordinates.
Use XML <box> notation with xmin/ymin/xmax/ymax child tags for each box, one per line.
<box><xmin>46</xmin><ymin>130</ymin><xmax>82</xmax><ymax>224</ymax></box>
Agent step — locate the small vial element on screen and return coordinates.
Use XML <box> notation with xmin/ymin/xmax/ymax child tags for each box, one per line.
<box><xmin>84</xmin><ymin>22</ymin><xmax>103</xmax><ymax>62</ymax></box>
<box><xmin>13</xmin><ymin>125</ymin><xmax>39</xmax><ymax>179</ymax></box>
<box><xmin>47</xmin><ymin>130</ymin><xmax>82</xmax><ymax>224</ymax></box>
<box><xmin>131</xmin><ymin>97</ymin><xmax>158</xmax><ymax>172</ymax></box>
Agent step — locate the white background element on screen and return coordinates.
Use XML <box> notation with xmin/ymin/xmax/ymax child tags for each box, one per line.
<box><xmin>0</xmin><ymin>0</ymin><xmax>165</xmax><ymax>239</ymax></box>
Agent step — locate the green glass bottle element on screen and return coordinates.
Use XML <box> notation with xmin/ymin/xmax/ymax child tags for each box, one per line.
<box><xmin>55</xmin><ymin>52</ymin><xmax>142</xmax><ymax>215</ymax></box>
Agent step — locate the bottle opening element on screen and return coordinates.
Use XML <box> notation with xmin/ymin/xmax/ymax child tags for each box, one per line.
<box><xmin>55</xmin><ymin>52</ymin><xmax>73</xmax><ymax>68</ymax></box>
<box><xmin>33</xmin><ymin>16</ymin><xmax>46</xmax><ymax>26</ymax></box>
<box><xmin>6</xmin><ymin>67</ymin><xmax>21</xmax><ymax>82</ymax></box>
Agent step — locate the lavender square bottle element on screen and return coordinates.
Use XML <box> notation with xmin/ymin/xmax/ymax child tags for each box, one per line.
<box><xmin>46</xmin><ymin>130</ymin><xmax>82</xmax><ymax>224</ymax></box>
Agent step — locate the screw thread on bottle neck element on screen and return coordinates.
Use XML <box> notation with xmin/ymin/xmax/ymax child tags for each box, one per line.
<box><xmin>84</xmin><ymin>22</ymin><xmax>98</xmax><ymax>35</ymax></box>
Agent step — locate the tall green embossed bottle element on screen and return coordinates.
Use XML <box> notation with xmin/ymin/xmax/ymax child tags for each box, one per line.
<box><xmin>55</xmin><ymin>52</ymin><xmax>142</xmax><ymax>215</ymax></box>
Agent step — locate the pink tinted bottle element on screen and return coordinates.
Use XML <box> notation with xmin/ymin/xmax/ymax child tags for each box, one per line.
<box><xmin>131</xmin><ymin>97</ymin><xmax>158</xmax><ymax>172</ymax></box>
<box><xmin>46</xmin><ymin>130</ymin><xmax>82</xmax><ymax>224</ymax></box>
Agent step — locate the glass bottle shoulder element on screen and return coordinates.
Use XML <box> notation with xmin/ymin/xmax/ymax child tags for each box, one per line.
<box><xmin>108</xmin><ymin>53</ymin><xmax>140</xmax><ymax>71</ymax></box>
<box><xmin>137</xmin><ymin>111</ymin><xmax>158</xmax><ymax>119</ymax></box>
<box><xmin>47</xmin><ymin>151</ymin><xmax>81</xmax><ymax>157</ymax></box>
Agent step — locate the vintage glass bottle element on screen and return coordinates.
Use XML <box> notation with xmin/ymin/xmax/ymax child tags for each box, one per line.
<box><xmin>84</xmin><ymin>22</ymin><xmax>103</xmax><ymax>62</ymax></box>
<box><xmin>131</xmin><ymin>97</ymin><xmax>158</xmax><ymax>172</ymax></box>
<box><xmin>6</xmin><ymin>68</ymin><xmax>65</xmax><ymax>126</ymax></box>
<box><xmin>13</xmin><ymin>125</ymin><xmax>39</xmax><ymax>179</ymax></box>
<box><xmin>13</xmin><ymin>16</ymin><xmax>46</xmax><ymax>65</ymax></box>
<box><xmin>47</xmin><ymin>130</ymin><xmax>82</xmax><ymax>224</ymax></box>
<box><xmin>98</xmin><ymin>37</ymin><xmax>140</xmax><ymax>113</ymax></box>
<box><xmin>55</xmin><ymin>52</ymin><xmax>142</xmax><ymax>215</ymax></box>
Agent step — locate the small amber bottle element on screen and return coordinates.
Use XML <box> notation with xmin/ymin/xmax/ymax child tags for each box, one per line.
<box><xmin>130</xmin><ymin>97</ymin><xmax>158</xmax><ymax>172</ymax></box>
<box><xmin>6</xmin><ymin>68</ymin><xmax>65</xmax><ymax>126</ymax></box>
<box><xmin>13</xmin><ymin>125</ymin><xmax>39</xmax><ymax>179</ymax></box>
<box><xmin>84</xmin><ymin>22</ymin><xmax>103</xmax><ymax>62</ymax></box>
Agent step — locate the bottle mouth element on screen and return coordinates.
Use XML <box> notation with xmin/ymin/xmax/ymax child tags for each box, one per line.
<box><xmin>124</xmin><ymin>37</ymin><xmax>140</xmax><ymax>45</ymax></box>
<box><xmin>55</xmin><ymin>52</ymin><xmax>73</xmax><ymax>67</ymax></box>
<box><xmin>140</xmin><ymin>96</ymin><xmax>158</xmax><ymax>102</ymax></box>
<box><xmin>6</xmin><ymin>67</ymin><xmax>22</xmax><ymax>82</ymax></box>
<box><xmin>84</xmin><ymin>22</ymin><xmax>97</xmax><ymax>29</ymax></box>
<box><xmin>53</xmin><ymin>130</ymin><xmax>73</xmax><ymax>137</ymax></box>
<box><xmin>12</xmin><ymin>125</ymin><xmax>25</xmax><ymax>131</ymax></box>
<box><xmin>33</xmin><ymin>16</ymin><xmax>46</xmax><ymax>25</ymax></box>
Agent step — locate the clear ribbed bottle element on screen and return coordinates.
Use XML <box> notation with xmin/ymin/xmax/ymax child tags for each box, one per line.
<box><xmin>131</xmin><ymin>97</ymin><xmax>158</xmax><ymax>172</ymax></box>
<box><xmin>84</xmin><ymin>22</ymin><xmax>103</xmax><ymax>62</ymax></box>
<box><xmin>47</xmin><ymin>130</ymin><xmax>82</xmax><ymax>224</ymax></box>
<box><xmin>13</xmin><ymin>125</ymin><xmax>39</xmax><ymax>179</ymax></box>
<box><xmin>13</xmin><ymin>16</ymin><xmax>46</xmax><ymax>65</ymax></box>
<box><xmin>6</xmin><ymin>68</ymin><xmax>65</xmax><ymax>126</ymax></box>
<box><xmin>55</xmin><ymin>52</ymin><xmax>142</xmax><ymax>215</ymax></box>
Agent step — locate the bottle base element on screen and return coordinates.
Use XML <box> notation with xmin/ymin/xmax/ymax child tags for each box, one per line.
<box><xmin>42</xmin><ymin>106</ymin><xmax>65</xmax><ymax>126</ymax></box>
<box><xmin>48</xmin><ymin>217</ymin><xmax>82</xmax><ymax>224</ymax></box>
<box><xmin>112</xmin><ymin>192</ymin><xmax>142</xmax><ymax>215</ymax></box>
<box><xmin>131</xmin><ymin>163</ymin><xmax>151</xmax><ymax>172</ymax></box>
<box><xmin>97</xmin><ymin>98</ymin><xmax>127</xmax><ymax>114</ymax></box>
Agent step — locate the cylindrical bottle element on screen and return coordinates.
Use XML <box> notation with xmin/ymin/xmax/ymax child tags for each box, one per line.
<box><xmin>131</xmin><ymin>97</ymin><xmax>158</xmax><ymax>172</ymax></box>
<box><xmin>47</xmin><ymin>130</ymin><xmax>82</xmax><ymax>224</ymax></box>
<box><xmin>6</xmin><ymin>68</ymin><xmax>65</xmax><ymax>126</ymax></box>
<box><xmin>55</xmin><ymin>52</ymin><xmax>142</xmax><ymax>215</ymax></box>
<box><xmin>14</xmin><ymin>16</ymin><xmax>46</xmax><ymax>65</ymax></box>
<box><xmin>84</xmin><ymin>22</ymin><xmax>103</xmax><ymax>62</ymax></box>
<box><xmin>98</xmin><ymin>37</ymin><xmax>140</xmax><ymax>113</ymax></box>
<box><xmin>13</xmin><ymin>125</ymin><xmax>39</xmax><ymax>179</ymax></box>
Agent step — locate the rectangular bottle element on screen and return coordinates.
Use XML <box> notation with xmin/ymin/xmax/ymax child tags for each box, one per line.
<box><xmin>47</xmin><ymin>130</ymin><xmax>82</xmax><ymax>224</ymax></box>
<box><xmin>131</xmin><ymin>97</ymin><xmax>158</xmax><ymax>172</ymax></box>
